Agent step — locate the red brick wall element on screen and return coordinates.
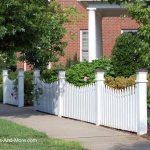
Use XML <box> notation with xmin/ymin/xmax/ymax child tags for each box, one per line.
<box><xmin>58</xmin><ymin>0</ymin><xmax>139</xmax><ymax>63</ymax></box>
<box><xmin>102</xmin><ymin>17</ymin><xmax>139</xmax><ymax>56</ymax></box>
<box><xmin>17</xmin><ymin>0</ymin><xmax>139</xmax><ymax>69</ymax></box>
<box><xmin>57</xmin><ymin>0</ymin><xmax>88</xmax><ymax>64</ymax></box>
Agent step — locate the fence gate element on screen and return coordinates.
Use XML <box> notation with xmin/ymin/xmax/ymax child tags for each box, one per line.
<box><xmin>3</xmin><ymin>70</ymin><xmax>24</xmax><ymax>107</ymax></box>
<box><xmin>33</xmin><ymin>70</ymin><xmax>59</xmax><ymax>115</ymax></box>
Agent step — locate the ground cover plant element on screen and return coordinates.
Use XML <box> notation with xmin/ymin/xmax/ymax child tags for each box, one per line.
<box><xmin>0</xmin><ymin>119</ymin><xmax>84</xmax><ymax>150</ymax></box>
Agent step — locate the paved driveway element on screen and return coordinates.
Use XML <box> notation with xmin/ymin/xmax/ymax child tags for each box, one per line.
<box><xmin>0</xmin><ymin>104</ymin><xmax>150</xmax><ymax>150</ymax></box>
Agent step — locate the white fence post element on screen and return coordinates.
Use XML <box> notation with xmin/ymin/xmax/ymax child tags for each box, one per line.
<box><xmin>58</xmin><ymin>71</ymin><xmax>65</xmax><ymax>118</ymax></box>
<box><xmin>95</xmin><ymin>69</ymin><xmax>105</xmax><ymax>125</ymax></box>
<box><xmin>33</xmin><ymin>69</ymin><xmax>40</xmax><ymax>109</ymax></box>
<box><xmin>3</xmin><ymin>70</ymin><xmax>8</xmax><ymax>104</ymax></box>
<box><xmin>136</xmin><ymin>69</ymin><xmax>148</xmax><ymax>135</ymax></box>
<box><xmin>18</xmin><ymin>69</ymin><xmax>24</xmax><ymax>107</ymax></box>
<box><xmin>33</xmin><ymin>70</ymin><xmax>40</xmax><ymax>83</ymax></box>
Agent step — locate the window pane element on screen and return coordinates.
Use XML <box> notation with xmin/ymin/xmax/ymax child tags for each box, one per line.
<box><xmin>81</xmin><ymin>30</ymin><xmax>88</xmax><ymax>61</ymax></box>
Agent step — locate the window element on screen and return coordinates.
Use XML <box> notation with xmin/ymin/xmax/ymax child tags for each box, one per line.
<box><xmin>121</xmin><ymin>29</ymin><xmax>138</xmax><ymax>34</ymax></box>
<box><xmin>80</xmin><ymin>30</ymin><xmax>88</xmax><ymax>61</ymax></box>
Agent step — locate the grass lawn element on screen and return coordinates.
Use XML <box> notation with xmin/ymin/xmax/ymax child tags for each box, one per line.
<box><xmin>0</xmin><ymin>119</ymin><xmax>84</xmax><ymax>150</ymax></box>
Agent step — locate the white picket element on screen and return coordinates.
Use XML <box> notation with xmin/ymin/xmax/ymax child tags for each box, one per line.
<box><xmin>101</xmin><ymin>84</ymin><xmax>137</xmax><ymax>132</ymax></box>
<box><xmin>3</xmin><ymin>70</ymin><xmax>24</xmax><ymax>107</ymax></box>
<box><xmin>62</xmin><ymin>82</ymin><xmax>96</xmax><ymax>124</ymax></box>
<box><xmin>32</xmin><ymin>70</ymin><xmax>147</xmax><ymax>135</ymax></box>
<box><xmin>34</xmin><ymin>79</ymin><xmax>59</xmax><ymax>115</ymax></box>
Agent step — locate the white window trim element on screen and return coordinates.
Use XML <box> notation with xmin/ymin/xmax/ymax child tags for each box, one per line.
<box><xmin>121</xmin><ymin>29</ymin><xmax>138</xmax><ymax>34</ymax></box>
<box><xmin>80</xmin><ymin>30</ymin><xmax>88</xmax><ymax>62</ymax></box>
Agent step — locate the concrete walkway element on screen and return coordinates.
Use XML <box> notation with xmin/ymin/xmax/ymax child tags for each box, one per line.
<box><xmin>0</xmin><ymin>104</ymin><xmax>150</xmax><ymax>150</ymax></box>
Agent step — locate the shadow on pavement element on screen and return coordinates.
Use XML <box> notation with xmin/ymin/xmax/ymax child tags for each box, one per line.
<box><xmin>0</xmin><ymin>103</ymin><xmax>52</xmax><ymax>118</ymax></box>
<box><xmin>111</xmin><ymin>141</ymin><xmax>150</xmax><ymax>150</ymax></box>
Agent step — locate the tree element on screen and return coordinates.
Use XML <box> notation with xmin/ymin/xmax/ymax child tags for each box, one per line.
<box><xmin>0</xmin><ymin>0</ymin><xmax>76</xmax><ymax>69</ymax></box>
<box><xmin>107</xmin><ymin>0</ymin><xmax>150</xmax><ymax>70</ymax></box>
<box><xmin>0</xmin><ymin>52</ymin><xmax>16</xmax><ymax>72</ymax></box>
<box><xmin>127</xmin><ymin>1</ymin><xmax>150</xmax><ymax>70</ymax></box>
<box><xmin>112</xmin><ymin>33</ymin><xmax>143</xmax><ymax>77</ymax></box>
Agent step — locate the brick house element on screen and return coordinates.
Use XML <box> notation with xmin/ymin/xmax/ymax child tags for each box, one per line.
<box><xmin>17</xmin><ymin>0</ymin><xmax>139</xmax><ymax>70</ymax></box>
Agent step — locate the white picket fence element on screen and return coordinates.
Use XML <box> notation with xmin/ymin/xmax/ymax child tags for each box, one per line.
<box><xmin>63</xmin><ymin>82</ymin><xmax>96</xmax><ymax>124</ymax></box>
<box><xmin>101</xmin><ymin>85</ymin><xmax>137</xmax><ymax>132</ymax></box>
<box><xmin>33</xmin><ymin>69</ymin><xmax>148</xmax><ymax>135</ymax></box>
<box><xmin>33</xmin><ymin>77</ymin><xmax>59</xmax><ymax>115</ymax></box>
<box><xmin>3</xmin><ymin>70</ymin><xmax>24</xmax><ymax>107</ymax></box>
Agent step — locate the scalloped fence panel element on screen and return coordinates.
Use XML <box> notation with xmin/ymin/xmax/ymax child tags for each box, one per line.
<box><xmin>63</xmin><ymin>82</ymin><xmax>96</xmax><ymax>124</ymax></box>
<box><xmin>3</xmin><ymin>70</ymin><xmax>24</xmax><ymax>107</ymax></box>
<box><xmin>33</xmin><ymin>70</ymin><xmax>59</xmax><ymax>115</ymax></box>
<box><xmin>33</xmin><ymin>70</ymin><xmax>148</xmax><ymax>135</ymax></box>
<box><xmin>101</xmin><ymin>85</ymin><xmax>137</xmax><ymax>132</ymax></box>
<box><xmin>34</xmin><ymin>79</ymin><xmax>59</xmax><ymax>115</ymax></box>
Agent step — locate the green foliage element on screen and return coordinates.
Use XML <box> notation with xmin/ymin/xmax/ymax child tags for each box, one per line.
<box><xmin>66</xmin><ymin>61</ymin><xmax>94</xmax><ymax>86</ymax></box>
<box><xmin>108</xmin><ymin>0</ymin><xmax>150</xmax><ymax>6</ymax></box>
<box><xmin>105</xmin><ymin>75</ymin><xmax>135</xmax><ymax>89</ymax></box>
<box><xmin>112</xmin><ymin>33</ymin><xmax>143</xmax><ymax>77</ymax></box>
<box><xmin>66</xmin><ymin>57</ymin><xmax>112</xmax><ymax>86</ymax></box>
<box><xmin>148</xmin><ymin>111</ymin><xmax>150</xmax><ymax>124</ymax></box>
<box><xmin>0</xmin><ymin>75</ymin><xmax>2</xmax><ymax>85</ymax></box>
<box><xmin>91</xmin><ymin>57</ymin><xmax>114</xmax><ymax>76</ymax></box>
<box><xmin>0</xmin><ymin>119</ymin><xmax>84</xmax><ymax>150</ymax></box>
<box><xmin>127</xmin><ymin>1</ymin><xmax>150</xmax><ymax>71</ymax></box>
<box><xmin>0</xmin><ymin>53</ymin><xmax>16</xmax><ymax>72</ymax></box>
<box><xmin>8</xmin><ymin>71</ymin><xmax>17</xmax><ymax>80</ymax></box>
<box><xmin>24</xmin><ymin>71</ymin><xmax>33</xmax><ymax>106</ymax></box>
<box><xmin>65</xmin><ymin>52</ymin><xmax>80</xmax><ymax>69</ymax></box>
<box><xmin>41</xmin><ymin>69</ymin><xmax>58</xmax><ymax>83</ymax></box>
<box><xmin>0</xmin><ymin>0</ymin><xmax>78</xmax><ymax>70</ymax></box>
<box><xmin>148</xmin><ymin>89</ymin><xmax>150</xmax><ymax>109</ymax></box>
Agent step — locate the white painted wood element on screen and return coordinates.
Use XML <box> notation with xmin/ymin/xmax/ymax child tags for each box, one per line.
<box><xmin>62</xmin><ymin>82</ymin><xmax>96</xmax><ymax>124</ymax></box>
<box><xmin>18</xmin><ymin>69</ymin><xmax>24</xmax><ymax>107</ymax></box>
<box><xmin>3</xmin><ymin>70</ymin><xmax>8</xmax><ymax>104</ymax></box>
<box><xmin>58</xmin><ymin>71</ymin><xmax>65</xmax><ymax>118</ymax></box>
<box><xmin>101</xmin><ymin>84</ymin><xmax>138</xmax><ymax>132</ymax></box>
<box><xmin>136</xmin><ymin>70</ymin><xmax>148</xmax><ymax>135</ymax></box>
<box><xmin>32</xmin><ymin>69</ymin><xmax>148</xmax><ymax>135</ymax></box>
<box><xmin>33</xmin><ymin>70</ymin><xmax>59</xmax><ymax>115</ymax></box>
<box><xmin>3</xmin><ymin>70</ymin><xmax>24</xmax><ymax>107</ymax></box>
<box><xmin>95</xmin><ymin>70</ymin><xmax>105</xmax><ymax>125</ymax></box>
<box><xmin>88</xmin><ymin>7</ymin><xmax>96</xmax><ymax>62</ymax></box>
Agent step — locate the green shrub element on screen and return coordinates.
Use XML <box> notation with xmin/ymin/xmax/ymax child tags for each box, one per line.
<box><xmin>0</xmin><ymin>75</ymin><xmax>2</xmax><ymax>84</ymax></box>
<box><xmin>66</xmin><ymin>57</ymin><xmax>112</xmax><ymax>86</ymax></box>
<box><xmin>66</xmin><ymin>61</ymin><xmax>94</xmax><ymax>86</ymax></box>
<box><xmin>112</xmin><ymin>33</ymin><xmax>143</xmax><ymax>77</ymax></box>
<box><xmin>8</xmin><ymin>71</ymin><xmax>17</xmax><ymax>80</ymax></box>
<box><xmin>148</xmin><ymin>89</ymin><xmax>150</xmax><ymax>109</ymax></box>
<box><xmin>91</xmin><ymin>57</ymin><xmax>114</xmax><ymax>76</ymax></box>
<box><xmin>41</xmin><ymin>69</ymin><xmax>58</xmax><ymax>83</ymax></box>
<box><xmin>65</xmin><ymin>52</ymin><xmax>80</xmax><ymax>69</ymax></box>
<box><xmin>105</xmin><ymin>75</ymin><xmax>135</xmax><ymax>89</ymax></box>
<box><xmin>24</xmin><ymin>72</ymin><xmax>33</xmax><ymax>106</ymax></box>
